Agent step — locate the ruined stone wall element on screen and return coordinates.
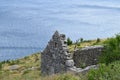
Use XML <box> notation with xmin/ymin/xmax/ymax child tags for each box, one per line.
<box><xmin>41</xmin><ymin>31</ymin><xmax>104</xmax><ymax>76</ymax></box>
<box><xmin>41</xmin><ymin>31</ymin><xmax>74</xmax><ymax>75</ymax></box>
<box><xmin>73</xmin><ymin>45</ymin><xmax>104</xmax><ymax>68</ymax></box>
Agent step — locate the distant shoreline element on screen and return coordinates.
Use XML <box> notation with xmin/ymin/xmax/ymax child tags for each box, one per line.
<box><xmin>0</xmin><ymin>46</ymin><xmax>42</xmax><ymax>49</ymax></box>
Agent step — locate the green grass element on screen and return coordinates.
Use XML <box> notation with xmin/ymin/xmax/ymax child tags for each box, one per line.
<box><xmin>41</xmin><ymin>72</ymin><xmax>87</xmax><ymax>80</ymax></box>
<box><xmin>99</xmin><ymin>34</ymin><xmax>120</xmax><ymax>64</ymax></box>
<box><xmin>0</xmin><ymin>52</ymin><xmax>41</xmax><ymax>80</ymax></box>
<box><xmin>0</xmin><ymin>36</ymin><xmax>120</xmax><ymax>80</ymax></box>
<box><xmin>1</xmin><ymin>60</ymin><xmax>120</xmax><ymax>80</ymax></box>
<box><xmin>88</xmin><ymin>61</ymin><xmax>120</xmax><ymax>80</ymax></box>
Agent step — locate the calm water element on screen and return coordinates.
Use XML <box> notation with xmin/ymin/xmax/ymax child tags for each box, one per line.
<box><xmin>0</xmin><ymin>0</ymin><xmax>120</xmax><ymax>61</ymax></box>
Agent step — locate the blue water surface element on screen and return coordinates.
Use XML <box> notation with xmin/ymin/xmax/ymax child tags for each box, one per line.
<box><xmin>0</xmin><ymin>0</ymin><xmax>120</xmax><ymax>61</ymax></box>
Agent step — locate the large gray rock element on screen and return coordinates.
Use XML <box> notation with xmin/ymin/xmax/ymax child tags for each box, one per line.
<box><xmin>65</xmin><ymin>60</ymin><xmax>74</xmax><ymax>67</ymax></box>
<box><xmin>9</xmin><ymin>65</ymin><xmax>20</xmax><ymax>70</ymax></box>
<box><xmin>68</xmin><ymin>65</ymin><xmax>98</xmax><ymax>74</ymax></box>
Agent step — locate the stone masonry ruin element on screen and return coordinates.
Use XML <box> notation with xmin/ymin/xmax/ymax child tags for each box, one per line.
<box><xmin>41</xmin><ymin>31</ymin><xmax>74</xmax><ymax>75</ymax></box>
<box><xmin>73</xmin><ymin>46</ymin><xmax>104</xmax><ymax>68</ymax></box>
<box><xmin>41</xmin><ymin>31</ymin><xmax>104</xmax><ymax>75</ymax></box>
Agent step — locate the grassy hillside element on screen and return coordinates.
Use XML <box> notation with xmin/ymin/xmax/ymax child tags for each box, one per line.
<box><xmin>0</xmin><ymin>35</ymin><xmax>120</xmax><ymax>80</ymax></box>
<box><xmin>0</xmin><ymin>52</ymin><xmax>41</xmax><ymax>80</ymax></box>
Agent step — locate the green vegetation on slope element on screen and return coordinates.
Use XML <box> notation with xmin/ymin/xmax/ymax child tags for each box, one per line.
<box><xmin>0</xmin><ymin>52</ymin><xmax>41</xmax><ymax>80</ymax></box>
<box><xmin>88</xmin><ymin>34</ymin><xmax>120</xmax><ymax>80</ymax></box>
<box><xmin>99</xmin><ymin>34</ymin><xmax>120</xmax><ymax>64</ymax></box>
<box><xmin>67</xmin><ymin>37</ymin><xmax>73</xmax><ymax>45</ymax></box>
<box><xmin>88</xmin><ymin>61</ymin><xmax>120</xmax><ymax>80</ymax></box>
<box><xmin>1</xmin><ymin>34</ymin><xmax>120</xmax><ymax>80</ymax></box>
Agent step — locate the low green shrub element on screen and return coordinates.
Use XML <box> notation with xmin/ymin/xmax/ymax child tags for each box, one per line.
<box><xmin>88</xmin><ymin>61</ymin><xmax>120</xmax><ymax>80</ymax></box>
<box><xmin>99</xmin><ymin>34</ymin><xmax>120</xmax><ymax>65</ymax></box>
<box><xmin>79</xmin><ymin>63</ymin><xmax>86</xmax><ymax>68</ymax></box>
<box><xmin>22</xmin><ymin>70</ymin><xmax>31</xmax><ymax>75</ymax></box>
<box><xmin>96</xmin><ymin>38</ymin><xmax>100</xmax><ymax>43</ymax></box>
<box><xmin>0</xmin><ymin>62</ymin><xmax>2</xmax><ymax>70</ymax></box>
<box><xmin>67</xmin><ymin>37</ymin><xmax>73</xmax><ymax>45</ymax></box>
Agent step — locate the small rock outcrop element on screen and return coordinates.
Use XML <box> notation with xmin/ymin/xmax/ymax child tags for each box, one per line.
<box><xmin>9</xmin><ymin>65</ymin><xmax>20</xmax><ymax>71</ymax></box>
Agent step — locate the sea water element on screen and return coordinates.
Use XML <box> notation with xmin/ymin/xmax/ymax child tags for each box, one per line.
<box><xmin>0</xmin><ymin>0</ymin><xmax>120</xmax><ymax>61</ymax></box>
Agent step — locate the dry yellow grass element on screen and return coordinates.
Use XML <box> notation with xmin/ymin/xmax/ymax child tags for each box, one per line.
<box><xmin>0</xmin><ymin>52</ymin><xmax>41</xmax><ymax>80</ymax></box>
<box><xmin>68</xmin><ymin>38</ymin><xmax>107</xmax><ymax>52</ymax></box>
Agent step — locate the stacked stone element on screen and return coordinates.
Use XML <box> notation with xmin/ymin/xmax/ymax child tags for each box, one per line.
<box><xmin>41</xmin><ymin>31</ymin><xmax>74</xmax><ymax>75</ymax></box>
<box><xmin>73</xmin><ymin>45</ymin><xmax>104</xmax><ymax>67</ymax></box>
<box><xmin>41</xmin><ymin>31</ymin><xmax>102</xmax><ymax>76</ymax></box>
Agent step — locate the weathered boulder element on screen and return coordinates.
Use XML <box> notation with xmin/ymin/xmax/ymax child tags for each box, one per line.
<box><xmin>65</xmin><ymin>60</ymin><xmax>74</xmax><ymax>67</ymax></box>
<box><xmin>9</xmin><ymin>65</ymin><xmax>20</xmax><ymax>70</ymax></box>
<box><xmin>68</xmin><ymin>65</ymin><xmax>98</xmax><ymax>74</ymax></box>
